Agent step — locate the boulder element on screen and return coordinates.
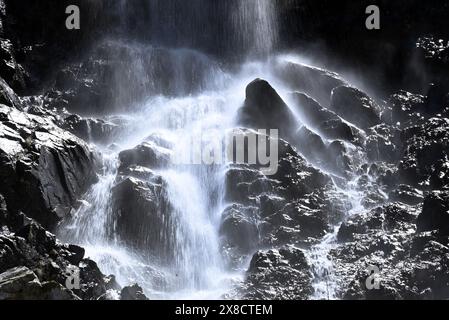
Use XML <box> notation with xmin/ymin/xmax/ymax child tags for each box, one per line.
<box><xmin>238</xmin><ymin>79</ymin><xmax>298</xmax><ymax>140</ymax></box>
<box><xmin>111</xmin><ymin>174</ymin><xmax>172</xmax><ymax>257</ymax></box>
<box><xmin>219</xmin><ymin>204</ymin><xmax>259</xmax><ymax>254</ymax></box>
<box><xmin>0</xmin><ymin>266</ymin><xmax>79</xmax><ymax>300</ymax></box>
<box><xmin>399</xmin><ymin>118</ymin><xmax>449</xmax><ymax>188</ymax></box>
<box><xmin>416</xmin><ymin>191</ymin><xmax>449</xmax><ymax>235</ymax></box>
<box><xmin>291</xmin><ymin>92</ymin><xmax>362</xmax><ymax>144</ymax></box>
<box><xmin>120</xmin><ymin>284</ymin><xmax>148</xmax><ymax>300</ymax></box>
<box><xmin>272</xmin><ymin>60</ymin><xmax>346</xmax><ymax>106</ymax></box>
<box><xmin>330</xmin><ymin>86</ymin><xmax>381</xmax><ymax>130</ymax></box>
<box><xmin>61</xmin><ymin>114</ymin><xmax>120</xmax><ymax>144</ymax></box>
<box><xmin>388</xmin><ymin>185</ymin><xmax>424</xmax><ymax>206</ymax></box>
<box><xmin>0</xmin><ymin>105</ymin><xmax>98</xmax><ymax>229</ymax></box>
<box><xmin>240</xmin><ymin>246</ymin><xmax>313</xmax><ymax>299</ymax></box>
<box><xmin>119</xmin><ymin>141</ymin><xmax>172</xmax><ymax>172</ymax></box>
<box><xmin>0</xmin><ymin>76</ymin><xmax>22</xmax><ymax>109</ymax></box>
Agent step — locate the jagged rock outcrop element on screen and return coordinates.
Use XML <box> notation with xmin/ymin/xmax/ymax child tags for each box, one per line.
<box><xmin>60</xmin><ymin>114</ymin><xmax>120</xmax><ymax>145</ymax></box>
<box><xmin>239</xmin><ymin>246</ymin><xmax>313</xmax><ymax>299</ymax></box>
<box><xmin>398</xmin><ymin>117</ymin><xmax>449</xmax><ymax>189</ymax></box>
<box><xmin>111</xmin><ymin>174</ymin><xmax>171</xmax><ymax>256</ymax></box>
<box><xmin>118</xmin><ymin>141</ymin><xmax>172</xmax><ymax>172</ymax></box>
<box><xmin>330</xmin><ymin>86</ymin><xmax>381</xmax><ymax>130</ymax></box>
<box><xmin>120</xmin><ymin>283</ymin><xmax>148</xmax><ymax>300</ymax></box>
<box><xmin>0</xmin><ymin>215</ymin><xmax>118</xmax><ymax>300</ymax></box>
<box><xmin>272</xmin><ymin>60</ymin><xmax>346</xmax><ymax>106</ymax></box>
<box><xmin>238</xmin><ymin>79</ymin><xmax>298</xmax><ymax>140</ymax></box>
<box><xmin>0</xmin><ymin>104</ymin><xmax>98</xmax><ymax>229</ymax></box>
<box><xmin>0</xmin><ymin>76</ymin><xmax>22</xmax><ymax>109</ymax></box>
<box><xmin>292</xmin><ymin>92</ymin><xmax>363</xmax><ymax>145</ymax></box>
<box><xmin>416</xmin><ymin>190</ymin><xmax>449</xmax><ymax>235</ymax></box>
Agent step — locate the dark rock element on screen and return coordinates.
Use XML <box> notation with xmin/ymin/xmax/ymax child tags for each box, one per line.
<box><xmin>388</xmin><ymin>91</ymin><xmax>426</xmax><ymax>127</ymax></box>
<box><xmin>398</xmin><ymin>117</ymin><xmax>449</xmax><ymax>189</ymax></box>
<box><xmin>425</xmin><ymin>82</ymin><xmax>449</xmax><ymax>115</ymax></box>
<box><xmin>0</xmin><ymin>105</ymin><xmax>98</xmax><ymax>229</ymax></box>
<box><xmin>417</xmin><ymin>191</ymin><xmax>449</xmax><ymax>235</ymax></box>
<box><xmin>388</xmin><ymin>185</ymin><xmax>424</xmax><ymax>206</ymax></box>
<box><xmin>238</xmin><ymin>79</ymin><xmax>298</xmax><ymax>140</ymax></box>
<box><xmin>61</xmin><ymin>114</ymin><xmax>119</xmax><ymax>144</ymax></box>
<box><xmin>219</xmin><ymin>204</ymin><xmax>259</xmax><ymax>254</ymax></box>
<box><xmin>0</xmin><ymin>39</ymin><xmax>28</xmax><ymax>92</ymax></box>
<box><xmin>0</xmin><ymin>266</ymin><xmax>80</xmax><ymax>300</ymax></box>
<box><xmin>66</xmin><ymin>244</ymin><xmax>85</xmax><ymax>265</ymax></box>
<box><xmin>0</xmin><ymin>76</ymin><xmax>22</xmax><ymax>109</ymax></box>
<box><xmin>111</xmin><ymin>175</ymin><xmax>172</xmax><ymax>256</ymax></box>
<box><xmin>330</xmin><ymin>86</ymin><xmax>381</xmax><ymax>130</ymax></box>
<box><xmin>0</xmin><ymin>229</ymin><xmax>111</xmax><ymax>300</ymax></box>
<box><xmin>291</xmin><ymin>92</ymin><xmax>362</xmax><ymax>144</ymax></box>
<box><xmin>120</xmin><ymin>283</ymin><xmax>148</xmax><ymax>300</ymax></box>
<box><xmin>240</xmin><ymin>246</ymin><xmax>313</xmax><ymax>299</ymax></box>
<box><xmin>273</xmin><ymin>60</ymin><xmax>346</xmax><ymax>106</ymax></box>
<box><xmin>119</xmin><ymin>141</ymin><xmax>172</xmax><ymax>172</ymax></box>
<box><xmin>366</xmin><ymin>124</ymin><xmax>402</xmax><ymax>162</ymax></box>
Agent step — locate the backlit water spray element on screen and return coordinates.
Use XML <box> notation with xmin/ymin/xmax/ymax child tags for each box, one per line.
<box><xmin>59</xmin><ymin>0</ymin><xmax>363</xmax><ymax>299</ymax></box>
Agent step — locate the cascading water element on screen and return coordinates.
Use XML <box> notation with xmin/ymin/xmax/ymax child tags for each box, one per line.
<box><xmin>58</xmin><ymin>0</ymin><xmax>366</xmax><ymax>300</ymax></box>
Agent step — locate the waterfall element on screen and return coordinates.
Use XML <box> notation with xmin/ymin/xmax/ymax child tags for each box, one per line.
<box><xmin>58</xmin><ymin>0</ymin><xmax>364</xmax><ymax>300</ymax></box>
<box><xmin>59</xmin><ymin>0</ymin><xmax>281</xmax><ymax>295</ymax></box>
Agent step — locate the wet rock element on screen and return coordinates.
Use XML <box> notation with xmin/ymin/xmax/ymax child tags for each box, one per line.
<box><xmin>388</xmin><ymin>185</ymin><xmax>424</xmax><ymax>206</ymax></box>
<box><xmin>219</xmin><ymin>204</ymin><xmax>259</xmax><ymax>254</ymax></box>
<box><xmin>61</xmin><ymin>114</ymin><xmax>119</xmax><ymax>144</ymax></box>
<box><xmin>119</xmin><ymin>141</ymin><xmax>172</xmax><ymax>172</ymax></box>
<box><xmin>273</xmin><ymin>60</ymin><xmax>346</xmax><ymax>106</ymax></box>
<box><xmin>111</xmin><ymin>175</ymin><xmax>172</xmax><ymax>256</ymax></box>
<box><xmin>295</xmin><ymin>126</ymin><xmax>327</xmax><ymax>165</ymax></box>
<box><xmin>296</xmin><ymin>126</ymin><xmax>353</xmax><ymax>176</ymax></box>
<box><xmin>366</xmin><ymin>124</ymin><xmax>402</xmax><ymax>162</ymax></box>
<box><xmin>388</xmin><ymin>91</ymin><xmax>426</xmax><ymax>127</ymax></box>
<box><xmin>330</xmin><ymin>86</ymin><xmax>381</xmax><ymax>130</ymax></box>
<box><xmin>240</xmin><ymin>246</ymin><xmax>313</xmax><ymax>299</ymax></box>
<box><xmin>0</xmin><ymin>227</ymin><xmax>112</xmax><ymax>300</ymax></box>
<box><xmin>416</xmin><ymin>191</ymin><xmax>449</xmax><ymax>235</ymax></box>
<box><xmin>120</xmin><ymin>284</ymin><xmax>148</xmax><ymax>300</ymax></box>
<box><xmin>398</xmin><ymin>117</ymin><xmax>449</xmax><ymax>189</ymax></box>
<box><xmin>0</xmin><ymin>104</ymin><xmax>98</xmax><ymax>229</ymax></box>
<box><xmin>0</xmin><ymin>266</ymin><xmax>80</xmax><ymax>300</ymax></box>
<box><xmin>0</xmin><ymin>39</ymin><xmax>28</xmax><ymax>92</ymax></box>
<box><xmin>238</xmin><ymin>79</ymin><xmax>298</xmax><ymax>140</ymax></box>
<box><xmin>292</xmin><ymin>92</ymin><xmax>363</xmax><ymax>144</ymax></box>
<box><xmin>0</xmin><ymin>76</ymin><xmax>22</xmax><ymax>109</ymax></box>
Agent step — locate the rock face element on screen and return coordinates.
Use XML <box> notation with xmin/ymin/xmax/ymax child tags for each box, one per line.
<box><xmin>330</xmin><ymin>86</ymin><xmax>381</xmax><ymax>130</ymax></box>
<box><xmin>60</xmin><ymin>114</ymin><xmax>120</xmax><ymax>145</ymax></box>
<box><xmin>120</xmin><ymin>284</ymin><xmax>148</xmax><ymax>300</ymax></box>
<box><xmin>292</xmin><ymin>92</ymin><xmax>362</xmax><ymax>145</ymax></box>
<box><xmin>0</xmin><ymin>104</ymin><xmax>98</xmax><ymax>229</ymax></box>
<box><xmin>272</xmin><ymin>61</ymin><xmax>347</xmax><ymax>106</ymax></box>
<box><xmin>399</xmin><ymin>118</ymin><xmax>449</xmax><ymax>189</ymax></box>
<box><xmin>0</xmin><ymin>218</ymin><xmax>117</xmax><ymax>300</ymax></box>
<box><xmin>239</xmin><ymin>246</ymin><xmax>313</xmax><ymax>299</ymax></box>
<box><xmin>111</xmin><ymin>174</ymin><xmax>172</xmax><ymax>256</ymax></box>
<box><xmin>238</xmin><ymin>79</ymin><xmax>298</xmax><ymax>140</ymax></box>
<box><xmin>416</xmin><ymin>191</ymin><xmax>449</xmax><ymax>235</ymax></box>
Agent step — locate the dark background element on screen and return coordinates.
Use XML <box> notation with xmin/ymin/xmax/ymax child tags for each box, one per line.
<box><xmin>1</xmin><ymin>0</ymin><xmax>448</xmax><ymax>95</ymax></box>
